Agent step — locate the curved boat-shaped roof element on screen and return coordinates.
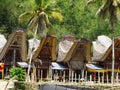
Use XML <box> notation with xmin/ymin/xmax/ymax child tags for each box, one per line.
<box><xmin>0</xmin><ymin>35</ymin><xmax>7</xmax><ymax>53</ymax></box>
<box><xmin>57</xmin><ymin>34</ymin><xmax>76</xmax><ymax>62</ymax></box>
<box><xmin>64</xmin><ymin>38</ymin><xmax>91</xmax><ymax>70</ymax></box>
<box><xmin>0</xmin><ymin>29</ymin><xmax>27</xmax><ymax>67</ymax></box>
<box><xmin>101</xmin><ymin>37</ymin><xmax>120</xmax><ymax>61</ymax></box>
<box><xmin>32</xmin><ymin>34</ymin><xmax>56</xmax><ymax>61</ymax></box>
<box><xmin>92</xmin><ymin>35</ymin><xmax>112</xmax><ymax>61</ymax></box>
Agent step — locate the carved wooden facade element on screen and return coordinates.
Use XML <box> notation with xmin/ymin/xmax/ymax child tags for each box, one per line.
<box><xmin>64</xmin><ymin>38</ymin><xmax>91</xmax><ymax>70</ymax></box>
<box><xmin>0</xmin><ymin>29</ymin><xmax>27</xmax><ymax>69</ymax></box>
<box><xmin>32</xmin><ymin>34</ymin><xmax>56</xmax><ymax>79</ymax></box>
<box><xmin>99</xmin><ymin>38</ymin><xmax>120</xmax><ymax>70</ymax></box>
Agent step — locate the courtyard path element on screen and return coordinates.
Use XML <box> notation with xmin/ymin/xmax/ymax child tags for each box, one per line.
<box><xmin>0</xmin><ymin>80</ymin><xmax>14</xmax><ymax>90</ymax></box>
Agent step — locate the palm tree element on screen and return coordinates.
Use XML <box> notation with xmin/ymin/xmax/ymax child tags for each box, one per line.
<box><xmin>87</xmin><ymin>0</ymin><xmax>120</xmax><ymax>84</ymax></box>
<box><xmin>19</xmin><ymin>0</ymin><xmax>63</xmax><ymax>81</ymax></box>
<box><xmin>19</xmin><ymin>0</ymin><xmax>63</xmax><ymax>37</ymax></box>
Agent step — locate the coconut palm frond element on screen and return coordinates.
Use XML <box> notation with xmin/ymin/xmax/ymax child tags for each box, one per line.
<box><xmin>116</xmin><ymin>8</ymin><xmax>120</xmax><ymax>20</ymax></box>
<box><xmin>113</xmin><ymin>0</ymin><xmax>120</xmax><ymax>6</ymax></box>
<box><xmin>51</xmin><ymin>12</ymin><xmax>63</xmax><ymax>22</ymax></box>
<box><xmin>35</xmin><ymin>12</ymin><xmax>48</xmax><ymax>34</ymax></box>
<box><xmin>35</xmin><ymin>0</ymin><xmax>43</xmax><ymax>7</ymax></box>
<box><xmin>96</xmin><ymin>0</ymin><xmax>109</xmax><ymax>16</ymax></box>
<box><xmin>87</xmin><ymin>0</ymin><xmax>97</xmax><ymax>6</ymax></box>
<box><xmin>18</xmin><ymin>11</ymin><xmax>35</xmax><ymax>23</ymax></box>
<box><xmin>27</xmin><ymin>14</ymin><xmax>39</xmax><ymax>30</ymax></box>
<box><xmin>43</xmin><ymin>0</ymin><xmax>56</xmax><ymax>10</ymax></box>
<box><xmin>96</xmin><ymin>0</ymin><xmax>112</xmax><ymax>19</ymax></box>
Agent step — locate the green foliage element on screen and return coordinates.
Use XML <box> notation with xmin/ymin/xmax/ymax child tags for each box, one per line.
<box><xmin>9</xmin><ymin>67</ymin><xmax>26</xmax><ymax>81</ymax></box>
<box><xmin>1</xmin><ymin>0</ymin><xmax>120</xmax><ymax>40</ymax></box>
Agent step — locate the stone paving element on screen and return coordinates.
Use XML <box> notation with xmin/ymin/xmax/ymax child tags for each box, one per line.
<box><xmin>0</xmin><ymin>79</ymin><xmax>14</xmax><ymax>90</ymax></box>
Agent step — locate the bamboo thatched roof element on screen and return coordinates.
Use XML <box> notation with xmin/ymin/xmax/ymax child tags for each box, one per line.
<box><xmin>0</xmin><ymin>29</ymin><xmax>27</xmax><ymax>66</ymax></box>
<box><xmin>92</xmin><ymin>35</ymin><xmax>112</xmax><ymax>61</ymax></box>
<box><xmin>64</xmin><ymin>38</ymin><xmax>91</xmax><ymax>70</ymax></box>
<box><xmin>0</xmin><ymin>35</ymin><xmax>7</xmax><ymax>53</ymax></box>
<box><xmin>32</xmin><ymin>34</ymin><xmax>56</xmax><ymax>61</ymax></box>
<box><xmin>57</xmin><ymin>34</ymin><xmax>76</xmax><ymax>62</ymax></box>
<box><xmin>101</xmin><ymin>38</ymin><xmax>120</xmax><ymax>61</ymax></box>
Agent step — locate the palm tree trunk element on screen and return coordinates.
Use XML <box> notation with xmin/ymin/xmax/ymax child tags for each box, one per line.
<box><xmin>111</xmin><ymin>26</ymin><xmax>115</xmax><ymax>85</ymax></box>
<box><xmin>26</xmin><ymin>24</ymin><xmax>38</xmax><ymax>81</ymax></box>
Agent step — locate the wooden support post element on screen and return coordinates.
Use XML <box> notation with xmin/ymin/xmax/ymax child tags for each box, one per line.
<box><xmin>51</xmin><ymin>70</ymin><xmax>53</xmax><ymax>81</ymax></box>
<box><xmin>2</xmin><ymin>70</ymin><xmax>4</xmax><ymax>79</ymax></box>
<box><xmin>82</xmin><ymin>70</ymin><xmax>84</xmax><ymax>79</ymax></box>
<box><xmin>98</xmin><ymin>72</ymin><xmax>100</xmax><ymax>83</ymax></box>
<box><xmin>111</xmin><ymin>76</ymin><xmax>112</xmax><ymax>84</ymax></box>
<box><xmin>90</xmin><ymin>74</ymin><xmax>92</xmax><ymax>82</ymax></box>
<box><xmin>69</xmin><ymin>69</ymin><xmax>71</xmax><ymax>82</ymax></box>
<box><xmin>47</xmin><ymin>69</ymin><xmax>48</xmax><ymax>80</ymax></box>
<box><xmin>38</xmin><ymin>69</ymin><xmax>40</xmax><ymax>79</ymax></box>
<box><xmin>54</xmin><ymin>74</ymin><xmax>55</xmax><ymax>81</ymax></box>
<box><xmin>72</xmin><ymin>71</ymin><xmax>74</xmax><ymax>83</ymax></box>
<box><xmin>107</xmin><ymin>72</ymin><xmax>109</xmax><ymax>84</ymax></box>
<box><xmin>63</xmin><ymin>71</ymin><xmax>65</xmax><ymax>82</ymax></box>
<box><xmin>13</xmin><ymin>48</ymin><xmax>16</xmax><ymax>67</ymax></box>
<box><xmin>116</xmin><ymin>72</ymin><xmax>118</xmax><ymax>83</ymax></box>
<box><xmin>41</xmin><ymin>69</ymin><xmax>43</xmax><ymax>81</ymax></box>
<box><xmin>79</xmin><ymin>74</ymin><xmax>80</xmax><ymax>83</ymax></box>
<box><xmin>75</xmin><ymin>72</ymin><xmax>76</xmax><ymax>83</ymax></box>
<box><xmin>85</xmin><ymin>70</ymin><xmax>87</xmax><ymax>82</ymax></box>
<box><xmin>102</xmin><ymin>72</ymin><xmax>104</xmax><ymax>83</ymax></box>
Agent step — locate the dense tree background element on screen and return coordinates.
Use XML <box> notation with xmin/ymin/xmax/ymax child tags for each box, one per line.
<box><xmin>0</xmin><ymin>0</ymin><xmax>120</xmax><ymax>40</ymax></box>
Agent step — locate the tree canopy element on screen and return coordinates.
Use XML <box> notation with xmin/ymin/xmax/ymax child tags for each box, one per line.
<box><xmin>0</xmin><ymin>0</ymin><xmax>120</xmax><ymax>40</ymax></box>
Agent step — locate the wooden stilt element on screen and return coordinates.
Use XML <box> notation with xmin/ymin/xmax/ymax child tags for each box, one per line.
<box><xmin>102</xmin><ymin>72</ymin><xmax>104</xmax><ymax>83</ymax></box>
<box><xmin>72</xmin><ymin>71</ymin><xmax>74</xmax><ymax>83</ymax></box>
<box><xmin>47</xmin><ymin>69</ymin><xmax>48</xmax><ymax>80</ymax></box>
<box><xmin>51</xmin><ymin>70</ymin><xmax>53</xmax><ymax>81</ymax></box>
<box><xmin>98</xmin><ymin>72</ymin><xmax>100</xmax><ymax>83</ymax></box>
<box><xmin>93</xmin><ymin>72</ymin><xmax>95</xmax><ymax>83</ymax></box>
<box><xmin>85</xmin><ymin>70</ymin><xmax>87</xmax><ymax>81</ymax></box>
<box><xmin>116</xmin><ymin>72</ymin><xmax>118</xmax><ymax>83</ymax></box>
<box><xmin>63</xmin><ymin>70</ymin><xmax>65</xmax><ymax>82</ymax></box>
<box><xmin>90</xmin><ymin>74</ymin><xmax>92</xmax><ymax>82</ymax></box>
<box><xmin>75</xmin><ymin>72</ymin><xmax>76</xmax><ymax>83</ymax></box>
<box><xmin>54</xmin><ymin>74</ymin><xmax>55</xmax><ymax>81</ymax></box>
<box><xmin>82</xmin><ymin>70</ymin><xmax>84</xmax><ymax>78</ymax></box>
<box><xmin>111</xmin><ymin>75</ymin><xmax>112</xmax><ymax>84</ymax></box>
<box><xmin>38</xmin><ymin>69</ymin><xmax>40</xmax><ymax>79</ymax></box>
<box><xmin>2</xmin><ymin>70</ymin><xmax>4</xmax><ymax>79</ymax></box>
<box><xmin>41</xmin><ymin>69</ymin><xmax>43</xmax><ymax>81</ymax></box>
<box><xmin>107</xmin><ymin>72</ymin><xmax>109</xmax><ymax>84</ymax></box>
<box><xmin>69</xmin><ymin>69</ymin><xmax>71</xmax><ymax>82</ymax></box>
<box><xmin>78</xmin><ymin>74</ymin><xmax>80</xmax><ymax>82</ymax></box>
